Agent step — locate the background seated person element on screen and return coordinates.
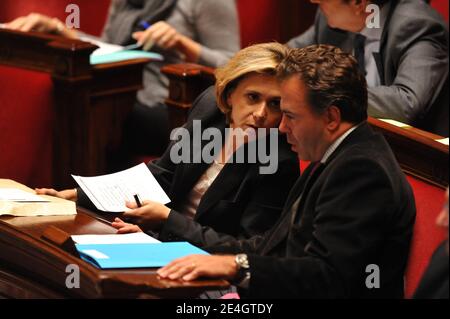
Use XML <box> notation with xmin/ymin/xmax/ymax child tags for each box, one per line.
<box><xmin>36</xmin><ymin>42</ymin><xmax>300</xmax><ymax>248</ymax></box>
<box><xmin>288</xmin><ymin>0</ymin><xmax>449</xmax><ymax>136</ymax></box>
<box><xmin>156</xmin><ymin>45</ymin><xmax>415</xmax><ymax>298</ymax></box>
<box><xmin>5</xmin><ymin>0</ymin><xmax>240</xmax><ymax>155</ymax></box>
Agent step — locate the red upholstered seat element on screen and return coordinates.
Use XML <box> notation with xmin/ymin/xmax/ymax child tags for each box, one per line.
<box><xmin>431</xmin><ymin>0</ymin><xmax>449</xmax><ymax>22</ymax></box>
<box><xmin>237</xmin><ymin>0</ymin><xmax>280</xmax><ymax>48</ymax></box>
<box><xmin>0</xmin><ymin>1</ymin><xmax>112</xmax><ymax>187</ymax></box>
<box><xmin>404</xmin><ymin>176</ymin><xmax>447</xmax><ymax>298</ymax></box>
<box><xmin>301</xmin><ymin>160</ymin><xmax>446</xmax><ymax>299</ymax></box>
<box><xmin>0</xmin><ymin>65</ymin><xmax>53</xmax><ymax>187</ymax></box>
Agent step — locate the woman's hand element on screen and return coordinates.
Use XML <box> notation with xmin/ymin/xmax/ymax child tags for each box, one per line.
<box><xmin>132</xmin><ymin>21</ymin><xmax>200</xmax><ymax>62</ymax></box>
<box><xmin>121</xmin><ymin>200</ymin><xmax>171</xmax><ymax>231</ymax></box>
<box><xmin>112</xmin><ymin>217</ymin><xmax>143</xmax><ymax>234</ymax></box>
<box><xmin>157</xmin><ymin>255</ymin><xmax>238</xmax><ymax>281</ymax></box>
<box><xmin>4</xmin><ymin>13</ymin><xmax>78</xmax><ymax>38</ymax></box>
<box><xmin>133</xmin><ymin>21</ymin><xmax>181</xmax><ymax>51</ymax></box>
<box><xmin>35</xmin><ymin>188</ymin><xmax>77</xmax><ymax>201</ymax></box>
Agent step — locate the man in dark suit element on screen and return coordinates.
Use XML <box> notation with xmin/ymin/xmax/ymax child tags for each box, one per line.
<box><xmin>288</xmin><ymin>0</ymin><xmax>449</xmax><ymax>136</ymax></box>
<box><xmin>157</xmin><ymin>44</ymin><xmax>416</xmax><ymax>298</ymax></box>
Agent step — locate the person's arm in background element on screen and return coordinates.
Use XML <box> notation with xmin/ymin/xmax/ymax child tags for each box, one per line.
<box><xmin>367</xmin><ymin>17</ymin><xmax>449</xmax><ymax>125</ymax></box>
<box><xmin>192</xmin><ymin>0</ymin><xmax>240</xmax><ymax>67</ymax></box>
<box><xmin>3</xmin><ymin>12</ymin><xmax>78</xmax><ymax>38</ymax></box>
<box><xmin>132</xmin><ymin>0</ymin><xmax>240</xmax><ymax>66</ymax></box>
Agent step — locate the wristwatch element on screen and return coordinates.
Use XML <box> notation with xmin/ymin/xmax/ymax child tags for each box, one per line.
<box><xmin>234</xmin><ymin>254</ymin><xmax>251</xmax><ymax>287</ymax></box>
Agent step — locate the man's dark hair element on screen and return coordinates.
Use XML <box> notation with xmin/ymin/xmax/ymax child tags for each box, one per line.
<box><xmin>277</xmin><ymin>45</ymin><xmax>368</xmax><ymax>124</ymax></box>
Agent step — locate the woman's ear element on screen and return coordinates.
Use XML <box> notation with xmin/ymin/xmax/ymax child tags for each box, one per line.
<box><xmin>352</xmin><ymin>0</ymin><xmax>369</xmax><ymax>15</ymax></box>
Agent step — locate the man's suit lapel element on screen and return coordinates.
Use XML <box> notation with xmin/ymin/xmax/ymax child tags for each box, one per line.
<box><xmin>259</xmin><ymin>123</ymin><xmax>374</xmax><ymax>255</ymax></box>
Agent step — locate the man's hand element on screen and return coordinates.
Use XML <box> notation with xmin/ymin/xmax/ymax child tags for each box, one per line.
<box><xmin>157</xmin><ymin>255</ymin><xmax>238</xmax><ymax>281</ymax></box>
<box><xmin>121</xmin><ymin>200</ymin><xmax>171</xmax><ymax>230</ymax></box>
<box><xmin>35</xmin><ymin>188</ymin><xmax>77</xmax><ymax>201</ymax></box>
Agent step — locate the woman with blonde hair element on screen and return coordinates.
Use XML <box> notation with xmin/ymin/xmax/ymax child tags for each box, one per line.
<box><xmin>38</xmin><ymin>42</ymin><xmax>299</xmax><ymax>247</ymax></box>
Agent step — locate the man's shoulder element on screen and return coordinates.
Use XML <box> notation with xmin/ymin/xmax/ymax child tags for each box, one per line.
<box><xmin>388</xmin><ymin>0</ymin><xmax>448</xmax><ymax>34</ymax></box>
<box><xmin>327</xmin><ymin>126</ymin><xmax>399</xmax><ymax>176</ymax></box>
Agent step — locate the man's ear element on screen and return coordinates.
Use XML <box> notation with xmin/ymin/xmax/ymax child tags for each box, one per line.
<box><xmin>326</xmin><ymin>105</ymin><xmax>341</xmax><ymax>131</ymax></box>
<box><xmin>352</xmin><ymin>0</ymin><xmax>369</xmax><ymax>15</ymax></box>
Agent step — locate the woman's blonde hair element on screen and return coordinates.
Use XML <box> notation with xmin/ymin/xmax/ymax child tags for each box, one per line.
<box><xmin>215</xmin><ymin>42</ymin><xmax>289</xmax><ymax>120</ymax></box>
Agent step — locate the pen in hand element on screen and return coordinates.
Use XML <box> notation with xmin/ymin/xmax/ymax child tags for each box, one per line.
<box><xmin>133</xmin><ymin>193</ymin><xmax>142</xmax><ymax>208</ymax></box>
<box><xmin>136</xmin><ymin>20</ymin><xmax>154</xmax><ymax>51</ymax></box>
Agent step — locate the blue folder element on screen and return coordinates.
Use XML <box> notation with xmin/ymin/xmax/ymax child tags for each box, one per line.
<box><xmin>75</xmin><ymin>242</ymin><xmax>209</xmax><ymax>269</ymax></box>
<box><xmin>90</xmin><ymin>50</ymin><xmax>164</xmax><ymax>65</ymax></box>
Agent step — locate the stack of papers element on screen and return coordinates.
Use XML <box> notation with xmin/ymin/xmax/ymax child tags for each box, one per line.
<box><xmin>0</xmin><ymin>179</ymin><xmax>76</xmax><ymax>217</ymax></box>
<box><xmin>0</xmin><ymin>188</ymin><xmax>49</xmax><ymax>202</ymax></box>
<box><xmin>79</xmin><ymin>36</ymin><xmax>164</xmax><ymax>65</ymax></box>
<box><xmin>72</xmin><ymin>232</ymin><xmax>160</xmax><ymax>244</ymax></box>
<box><xmin>90</xmin><ymin>50</ymin><xmax>163</xmax><ymax>65</ymax></box>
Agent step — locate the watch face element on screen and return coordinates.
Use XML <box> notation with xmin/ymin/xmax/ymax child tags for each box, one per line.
<box><xmin>236</xmin><ymin>254</ymin><xmax>249</xmax><ymax>269</ymax></box>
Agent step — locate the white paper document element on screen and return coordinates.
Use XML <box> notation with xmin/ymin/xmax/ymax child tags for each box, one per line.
<box><xmin>0</xmin><ymin>179</ymin><xmax>76</xmax><ymax>217</ymax></box>
<box><xmin>72</xmin><ymin>163</ymin><xmax>170</xmax><ymax>212</ymax></box>
<box><xmin>0</xmin><ymin>188</ymin><xmax>50</xmax><ymax>202</ymax></box>
<box><xmin>79</xmin><ymin>35</ymin><xmax>125</xmax><ymax>56</ymax></box>
<box><xmin>72</xmin><ymin>232</ymin><xmax>160</xmax><ymax>245</ymax></box>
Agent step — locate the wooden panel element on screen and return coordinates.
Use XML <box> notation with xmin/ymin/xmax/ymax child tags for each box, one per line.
<box><xmin>368</xmin><ymin>118</ymin><xmax>448</xmax><ymax>188</ymax></box>
<box><xmin>0</xmin><ymin>208</ymin><xmax>228</xmax><ymax>298</ymax></box>
<box><xmin>0</xmin><ymin>29</ymin><xmax>154</xmax><ymax>188</ymax></box>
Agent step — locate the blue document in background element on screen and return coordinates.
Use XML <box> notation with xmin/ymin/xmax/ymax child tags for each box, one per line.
<box><xmin>90</xmin><ymin>50</ymin><xmax>164</xmax><ymax>65</ymax></box>
<box><xmin>75</xmin><ymin>242</ymin><xmax>208</xmax><ymax>269</ymax></box>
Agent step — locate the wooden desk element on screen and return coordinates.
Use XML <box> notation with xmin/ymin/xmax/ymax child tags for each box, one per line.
<box><xmin>0</xmin><ymin>208</ymin><xmax>228</xmax><ymax>299</ymax></box>
<box><xmin>0</xmin><ymin>29</ymin><xmax>152</xmax><ymax>188</ymax></box>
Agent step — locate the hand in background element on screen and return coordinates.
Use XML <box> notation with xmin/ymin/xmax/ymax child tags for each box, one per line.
<box><xmin>121</xmin><ymin>200</ymin><xmax>171</xmax><ymax>231</ymax></box>
<box><xmin>112</xmin><ymin>217</ymin><xmax>143</xmax><ymax>234</ymax></box>
<box><xmin>133</xmin><ymin>21</ymin><xmax>181</xmax><ymax>51</ymax></box>
<box><xmin>35</xmin><ymin>188</ymin><xmax>77</xmax><ymax>201</ymax></box>
<box><xmin>4</xmin><ymin>13</ymin><xmax>78</xmax><ymax>38</ymax></box>
<box><xmin>132</xmin><ymin>21</ymin><xmax>200</xmax><ymax>62</ymax></box>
